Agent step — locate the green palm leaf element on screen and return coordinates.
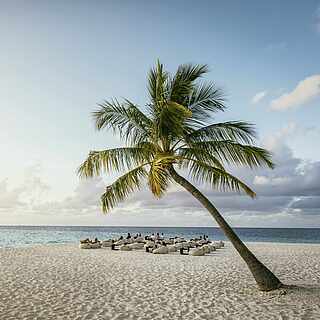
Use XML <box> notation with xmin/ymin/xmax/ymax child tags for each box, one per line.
<box><xmin>187</xmin><ymin>160</ymin><xmax>256</xmax><ymax>198</ymax></box>
<box><xmin>93</xmin><ymin>99</ymin><xmax>151</xmax><ymax>144</ymax></box>
<box><xmin>178</xmin><ymin>147</ymin><xmax>225</xmax><ymax>170</ymax></box>
<box><xmin>148</xmin><ymin>162</ymin><xmax>170</xmax><ymax>198</ymax></box>
<box><xmin>187</xmin><ymin>82</ymin><xmax>226</xmax><ymax>123</ymax></box>
<box><xmin>101</xmin><ymin>165</ymin><xmax>148</xmax><ymax>213</ymax></box>
<box><xmin>148</xmin><ymin>154</ymin><xmax>177</xmax><ymax>197</ymax></box>
<box><xmin>186</xmin><ymin>121</ymin><xmax>257</xmax><ymax>144</ymax></box>
<box><xmin>148</xmin><ymin>60</ymin><xmax>168</xmax><ymax>111</ymax></box>
<box><xmin>168</xmin><ymin>63</ymin><xmax>209</xmax><ymax>104</ymax></box>
<box><xmin>155</xmin><ymin>101</ymin><xmax>192</xmax><ymax>146</ymax></box>
<box><xmin>189</xmin><ymin>140</ymin><xmax>274</xmax><ymax>169</ymax></box>
<box><xmin>77</xmin><ymin>146</ymin><xmax>154</xmax><ymax>178</ymax></box>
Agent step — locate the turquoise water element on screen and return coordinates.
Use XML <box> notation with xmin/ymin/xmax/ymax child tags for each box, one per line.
<box><xmin>0</xmin><ymin>226</ymin><xmax>319</xmax><ymax>248</ymax></box>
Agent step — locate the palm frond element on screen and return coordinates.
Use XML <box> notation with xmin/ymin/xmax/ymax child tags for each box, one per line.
<box><xmin>186</xmin><ymin>82</ymin><xmax>226</xmax><ymax>122</ymax></box>
<box><xmin>92</xmin><ymin>99</ymin><xmax>151</xmax><ymax>144</ymax></box>
<box><xmin>168</xmin><ymin>63</ymin><xmax>209</xmax><ymax>104</ymax></box>
<box><xmin>148</xmin><ymin>155</ymin><xmax>177</xmax><ymax>197</ymax></box>
<box><xmin>186</xmin><ymin>121</ymin><xmax>257</xmax><ymax>144</ymax></box>
<box><xmin>77</xmin><ymin>146</ymin><xmax>154</xmax><ymax>178</ymax></box>
<box><xmin>188</xmin><ymin>140</ymin><xmax>274</xmax><ymax>169</ymax></box>
<box><xmin>148</xmin><ymin>163</ymin><xmax>170</xmax><ymax>198</ymax></box>
<box><xmin>178</xmin><ymin>147</ymin><xmax>225</xmax><ymax>170</ymax></box>
<box><xmin>155</xmin><ymin>101</ymin><xmax>192</xmax><ymax>145</ymax></box>
<box><xmin>187</xmin><ymin>160</ymin><xmax>256</xmax><ymax>198</ymax></box>
<box><xmin>147</xmin><ymin>60</ymin><xmax>168</xmax><ymax>111</ymax></box>
<box><xmin>101</xmin><ymin>165</ymin><xmax>148</xmax><ymax>213</ymax></box>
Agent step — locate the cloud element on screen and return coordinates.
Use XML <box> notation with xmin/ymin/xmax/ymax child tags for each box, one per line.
<box><xmin>0</xmin><ymin>179</ymin><xmax>24</xmax><ymax>210</ymax></box>
<box><xmin>253</xmin><ymin>175</ymin><xmax>290</xmax><ymax>186</ymax></box>
<box><xmin>270</xmin><ymin>75</ymin><xmax>320</xmax><ymax>111</ymax></box>
<box><xmin>0</xmin><ymin>164</ymin><xmax>50</xmax><ymax>212</ymax></box>
<box><xmin>2</xmin><ymin>125</ymin><xmax>320</xmax><ymax>227</ymax></box>
<box><xmin>33</xmin><ymin>177</ymin><xmax>105</xmax><ymax>216</ymax></box>
<box><xmin>21</xmin><ymin>164</ymin><xmax>50</xmax><ymax>206</ymax></box>
<box><xmin>107</xmin><ymin>131</ymin><xmax>320</xmax><ymax>226</ymax></box>
<box><xmin>251</xmin><ymin>91</ymin><xmax>267</xmax><ymax>104</ymax></box>
<box><xmin>114</xmin><ymin>124</ymin><xmax>320</xmax><ymax>226</ymax></box>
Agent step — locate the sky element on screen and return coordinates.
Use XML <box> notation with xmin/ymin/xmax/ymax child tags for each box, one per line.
<box><xmin>0</xmin><ymin>0</ymin><xmax>320</xmax><ymax>227</ymax></box>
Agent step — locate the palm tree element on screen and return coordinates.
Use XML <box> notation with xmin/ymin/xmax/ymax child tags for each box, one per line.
<box><xmin>78</xmin><ymin>61</ymin><xmax>282</xmax><ymax>291</ymax></box>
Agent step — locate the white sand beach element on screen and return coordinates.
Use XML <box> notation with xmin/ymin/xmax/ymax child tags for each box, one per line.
<box><xmin>0</xmin><ymin>242</ymin><xmax>319</xmax><ymax>320</ymax></box>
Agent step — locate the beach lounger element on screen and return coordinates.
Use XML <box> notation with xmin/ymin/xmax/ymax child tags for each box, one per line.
<box><xmin>152</xmin><ymin>246</ymin><xmax>169</xmax><ymax>254</ymax></box>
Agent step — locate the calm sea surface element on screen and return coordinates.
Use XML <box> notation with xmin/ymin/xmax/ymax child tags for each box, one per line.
<box><xmin>0</xmin><ymin>226</ymin><xmax>319</xmax><ymax>248</ymax></box>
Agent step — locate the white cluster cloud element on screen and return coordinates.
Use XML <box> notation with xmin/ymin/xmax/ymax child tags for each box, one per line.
<box><xmin>253</xmin><ymin>176</ymin><xmax>290</xmax><ymax>186</ymax></box>
<box><xmin>0</xmin><ymin>179</ymin><xmax>23</xmax><ymax>210</ymax></box>
<box><xmin>21</xmin><ymin>164</ymin><xmax>50</xmax><ymax>206</ymax></box>
<box><xmin>251</xmin><ymin>91</ymin><xmax>267</xmax><ymax>104</ymax></box>
<box><xmin>33</xmin><ymin>177</ymin><xmax>105</xmax><ymax>216</ymax></box>
<box><xmin>270</xmin><ymin>75</ymin><xmax>320</xmax><ymax>111</ymax></box>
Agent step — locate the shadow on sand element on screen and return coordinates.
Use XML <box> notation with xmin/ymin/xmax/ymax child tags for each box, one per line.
<box><xmin>278</xmin><ymin>284</ymin><xmax>320</xmax><ymax>297</ymax></box>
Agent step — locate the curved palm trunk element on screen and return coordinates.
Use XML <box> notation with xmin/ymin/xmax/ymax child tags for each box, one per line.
<box><xmin>169</xmin><ymin>166</ymin><xmax>282</xmax><ymax>291</ymax></box>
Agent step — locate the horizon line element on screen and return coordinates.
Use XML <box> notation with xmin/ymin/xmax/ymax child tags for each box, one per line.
<box><xmin>0</xmin><ymin>224</ymin><xmax>319</xmax><ymax>229</ymax></box>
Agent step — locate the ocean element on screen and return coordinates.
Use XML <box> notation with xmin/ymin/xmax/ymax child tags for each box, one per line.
<box><xmin>0</xmin><ymin>225</ymin><xmax>319</xmax><ymax>248</ymax></box>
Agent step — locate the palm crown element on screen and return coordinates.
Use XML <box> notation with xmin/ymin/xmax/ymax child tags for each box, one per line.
<box><xmin>78</xmin><ymin>61</ymin><xmax>274</xmax><ymax>213</ymax></box>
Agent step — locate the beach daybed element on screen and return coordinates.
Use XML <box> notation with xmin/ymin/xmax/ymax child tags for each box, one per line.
<box><xmin>189</xmin><ymin>247</ymin><xmax>205</xmax><ymax>256</ymax></box>
<box><xmin>128</xmin><ymin>242</ymin><xmax>144</xmax><ymax>250</ymax></box>
<box><xmin>78</xmin><ymin>235</ymin><xmax>225</xmax><ymax>255</ymax></box>
<box><xmin>90</xmin><ymin>242</ymin><xmax>102</xmax><ymax>249</ymax></box>
<box><xmin>167</xmin><ymin>245</ymin><xmax>177</xmax><ymax>252</ymax></box>
<box><xmin>79</xmin><ymin>243</ymin><xmax>92</xmax><ymax>249</ymax></box>
<box><xmin>120</xmin><ymin>244</ymin><xmax>132</xmax><ymax>251</ymax></box>
<box><xmin>152</xmin><ymin>246</ymin><xmax>169</xmax><ymax>254</ymax></box>
<box><xmin>101</xmin><ymin>240</ymin><xmax>113</xmax><ymax>247</ymax></box>
<box><xmin>211</xmin><ymin>241</ymin><xmax>224</xmax><ymax>249</ymax></box>
<box><xmin>79</xmin><ymin>242</ymin><xmax>101</xmax><ymax>249</ymax></box>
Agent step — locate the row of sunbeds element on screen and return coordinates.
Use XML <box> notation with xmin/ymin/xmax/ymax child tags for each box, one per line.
<box><xmin>79</xmin><ymin>236</ymin><xmax>225</xmax><ymax>256</ymax></box>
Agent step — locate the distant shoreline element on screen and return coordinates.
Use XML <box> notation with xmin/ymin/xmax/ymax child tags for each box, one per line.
<box><xmin>1</xmin><ymin>225</ymin><xmax>320</xmax><ymax>247</ymax></box>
